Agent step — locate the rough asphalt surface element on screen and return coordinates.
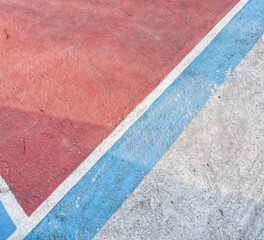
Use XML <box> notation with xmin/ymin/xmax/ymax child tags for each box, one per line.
<box><xmin>95</xmin><ymin>37</ymin><xmax>264</xmax><ymax>240</ymax></box>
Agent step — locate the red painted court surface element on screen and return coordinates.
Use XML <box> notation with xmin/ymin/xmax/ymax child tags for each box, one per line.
<box><xmin>0</xmin><ymin>0</ymin><xmax>238</xmax><ymax>215</ymax></box>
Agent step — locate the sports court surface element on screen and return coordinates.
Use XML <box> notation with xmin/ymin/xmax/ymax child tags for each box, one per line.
<box><xmin>0</xmin><ymin>0</ymin><xmax>263</xmax><ymax>239</ymax></box>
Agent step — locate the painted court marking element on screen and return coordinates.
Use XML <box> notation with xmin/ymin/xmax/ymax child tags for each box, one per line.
<box><xmin>4</xmin><ymin>0</ymin><xmax>253</xmax><ymax>239</ymax></box>
<box><xmin>23</xmin><ymin>0</ymin><xmax>264</xmax><ymax>238</ymax></box>
<box><xmin>0</xmin><ymin>202</ymin><xmax>16</xmax><ymax>240</ymax></box>
<box><xmin>0</xmin><ymin>176</ymin><xmax>27</xmax><ymax>227</ymax></box>
<box><xmin>0</xmin><ymin>0</ymin><xmax>240</xmax><ymax>216</ymax></box>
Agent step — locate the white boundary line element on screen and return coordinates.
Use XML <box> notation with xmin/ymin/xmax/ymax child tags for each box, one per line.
<box><xmin>9</xmin><ymin>1</ymin><xmax>248</xmax><ymax>239</ymax></box>
<box><xmin>0</xmin><ymin>176</ymin><xmax>28</xmax><ymax>227</ymax></box>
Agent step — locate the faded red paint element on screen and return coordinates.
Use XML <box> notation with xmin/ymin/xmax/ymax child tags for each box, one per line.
<box><xmin>0</xmin><ymin>0</ymin><xmax>238</xmax><ymax>215</ymax></box>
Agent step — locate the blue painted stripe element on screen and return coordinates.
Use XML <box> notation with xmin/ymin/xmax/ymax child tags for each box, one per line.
<box><xmin>26</xmin><ymin>1</ymin><xmax>264</xmax><ymax>239</ymax></box>
<box><xmin>0</xmin><ymin>202</ymin><xmax>16</xmax><ymax>240</ymax></box>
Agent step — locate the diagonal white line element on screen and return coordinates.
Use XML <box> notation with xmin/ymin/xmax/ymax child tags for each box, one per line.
<box><xmin>9</xmin><ymin>0</ymin><xmax>249</xmax><ymax>239</ymax></box>
<box><xmin>0</xmin><ymin>176</ymin><xmax>28</xmax><ymax>227</ymax></box>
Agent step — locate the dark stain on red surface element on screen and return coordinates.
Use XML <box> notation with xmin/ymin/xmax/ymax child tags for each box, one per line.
<box><xmin>3</xmin><ymin>28</ymin><xmax>10</xmax><ymax>40</ymax></box>
<box><xmin>0</xmin><ymin>0</ymin><xmax>238</xmax><ymax>215</ymax></box>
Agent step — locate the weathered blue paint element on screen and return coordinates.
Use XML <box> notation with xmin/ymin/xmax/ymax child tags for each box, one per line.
<box><xmin>26</xmin><ymin>1</ymin><xmax>264</xmax><ymax>239</ymax></box>
<box><xmin>0</xmin><ymin>202</ymin><xmax>16</xmax><ymax>240</ymax></box>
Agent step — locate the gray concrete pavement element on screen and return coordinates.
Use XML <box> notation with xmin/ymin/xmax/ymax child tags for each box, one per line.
<box><xmin>95</xmin><ymin>36</ymin><xmax>264</xmax><ymax>240</ymax></box>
